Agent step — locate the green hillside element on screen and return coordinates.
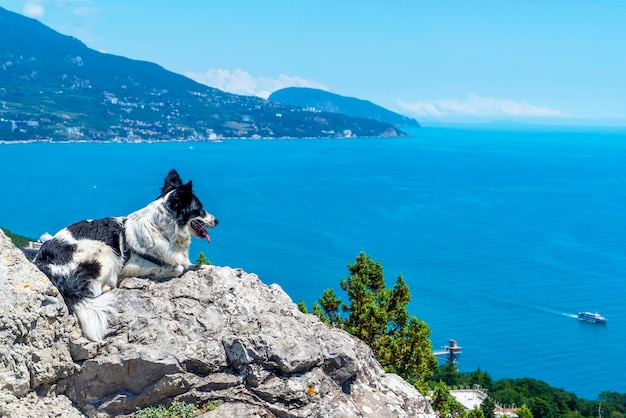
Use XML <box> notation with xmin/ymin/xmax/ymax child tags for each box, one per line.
<box><xmin>1</xmin><ymin>227</ymin><xmax>34</xmax><ymax>248</ymax></box>
<box><xmin>0</xmin><ymin>6</ymin><xmax>405</xmax><ymax>141</ymax></box>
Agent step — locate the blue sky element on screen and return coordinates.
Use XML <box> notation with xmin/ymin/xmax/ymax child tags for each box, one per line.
<box><xmin>1</xmin><ymin>0</ymin><xmax>625</xmax><ymax>126</ymax></box>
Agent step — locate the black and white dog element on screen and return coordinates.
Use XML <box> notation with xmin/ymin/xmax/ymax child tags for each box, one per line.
<box><xmin>34</xmin><ymin>169</ymin><xmax>218</xmax><ymax>341</ymax></box>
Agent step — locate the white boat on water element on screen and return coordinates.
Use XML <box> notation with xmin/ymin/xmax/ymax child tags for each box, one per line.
<box><xmin>578</xmin><ymin>311</ymin><xmax>607</xmax><ymax>324</ymax></box>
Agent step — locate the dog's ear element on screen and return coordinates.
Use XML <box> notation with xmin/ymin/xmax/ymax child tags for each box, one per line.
<box><xmin>162</xmin><ymin>169</ymin><xmax>183</xmax><ymax>195</ymax></box>
<box><xmin>167</xmin><ymin>180</ymin><xmax>193</xmax><ymax>213</ymax></box>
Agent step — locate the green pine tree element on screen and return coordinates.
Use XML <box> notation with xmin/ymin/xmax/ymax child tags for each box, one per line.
<box><xmin>309</xmin><ymin>251</ymin><xmax>437</xmax><ymax>393</ymax></box>
<box><xmin>481</xmin><ymin>396</ymin><xmax>496</xmax><ymax>418</ymax></box>
<box><xmin>194</xmin><ymin>252</ymin><xmax>211</xmax><ymax>265</ymax></box>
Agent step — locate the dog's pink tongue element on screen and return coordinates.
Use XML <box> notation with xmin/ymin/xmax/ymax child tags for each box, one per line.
<box><xmin>205</xmin><ymin>232</ymin><xmax>211</xmax><ymax>244</ymax></box>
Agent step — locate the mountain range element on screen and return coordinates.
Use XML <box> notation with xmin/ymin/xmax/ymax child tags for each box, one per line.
<box><xmin>0</xmin><ymin>7</ymin><xmax>414</xmax><ymax>142</ymax></box>
<box><xmin>269</xmin><ymin>87</ymin><xmax>420</xmax><ymax>129</ymax></box>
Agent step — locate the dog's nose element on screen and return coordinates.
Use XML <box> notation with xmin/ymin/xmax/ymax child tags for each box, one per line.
<box><xmin>213</xmin><ymin>218</ymin><xmax>219</xmax><ymax>227</ymax></box>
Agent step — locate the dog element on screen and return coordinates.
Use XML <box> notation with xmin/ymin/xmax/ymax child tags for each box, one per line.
<box><xmin>34</xmin><ymin>169</ymin><xmax>218</xmax><ymax>341</ymax></box>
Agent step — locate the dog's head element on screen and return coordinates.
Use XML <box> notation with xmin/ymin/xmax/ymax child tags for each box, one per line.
<box><xmin>161</xmin><ymin>169</ymin><xmax>218</xmax><ymax>243</ymax></box>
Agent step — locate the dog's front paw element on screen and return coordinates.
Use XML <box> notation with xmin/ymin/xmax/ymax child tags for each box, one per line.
<box><xmin>183</xmin><ymin>264</ymin><xmax>205</xmax><ymax>273</ymax></box>
<box><xmin>173</xmin><ymin>264</ymin><xmax>185</xmax><ymax>277</ymax></box>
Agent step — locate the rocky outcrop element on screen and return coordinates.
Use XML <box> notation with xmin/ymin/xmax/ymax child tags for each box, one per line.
<box><xmin>0</xmin><ymin>229</ymin><xmax>436</xmax><ymax>417</ymax></box>
<box><xmin>0</xmin><ymin>230</ymin><xmax>83</xmax><ymax>417</ymax></box>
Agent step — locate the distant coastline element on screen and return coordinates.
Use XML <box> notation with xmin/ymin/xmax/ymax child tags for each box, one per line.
<box><xmin>0</xmin><ymin>134</ymin><xmax>402</xmax><ymax>145</ymax></box>
<box><xmin>4</xmin><ymin>123</ymin><xmax>625</xmax><ymax>145</ymax></box>
<box><xmin>0</xmin><ymin>138</ymin><xmax>224</xmax><ymax>145</ymax></box>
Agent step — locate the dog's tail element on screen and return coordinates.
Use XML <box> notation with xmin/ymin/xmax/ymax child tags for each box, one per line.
<box><xmin>44</xmin><ymin>262</ymin><xmax>117</xmax><ymax>342</ymax></box>
<box><xmin>73</xmin><ymin>292</ymin><xmax>117</xmax><ymax>341</ymax></box>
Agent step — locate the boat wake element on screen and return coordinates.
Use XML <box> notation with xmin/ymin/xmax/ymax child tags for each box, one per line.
<box><xmin>545</xmin><ymin>309</ymin><xmax>578</xmax><ymax>319</ymax></box>
<box><xmin>527</xmin><ymin>305</ymin><xmax>578</xmax><ymax>320</ymax></box>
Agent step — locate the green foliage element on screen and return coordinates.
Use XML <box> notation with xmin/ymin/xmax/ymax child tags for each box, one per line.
<box><xmin>466</xmin><ymin>407</ymin><xmax>486</xmax><ymax>418</ymax></box>
<box><xmin>597</xmin><ymin>392</ymin><xmax>626</xmax><ymax>417</ymax></box>
<box><xmin>132</xmin><ymin>401</ymin><xmax>199</xmax><ymax>418</ymax></box>
<box><xmin>431</xmin><ymin>381</ymin><xmax>467</xmax><ymax>417</ymax></box>
<box><xmin>480</xmin><ymin>396</ymin><xmax>496</xmax><ymax>418</ymax></box>
<box><xmin>309</xmin><ymin>251</ymin><xmax>437</xmax><ymax>393</ymax></box>
<box><xmin>433</xmin><ymin>365</ymin><xmax>621</xmax><ymax>418</ymax></box>
<box><xmin>469</xmin><ymin>367</ymin><xmax>493</xmax><ymax>390</ymax></box>
<box><xmin>296</xmin><ymin>300</ymin><xmax>308</xmax><ymax>314</ymax></box>
<box><xmin>431</xmin><ymin>363</ymin><xmax>494</xmax><ymax>391</ymax></box>
<box><xmin>317</xmin><ymin>288</ymin><xmax>342</xmax><ymax>326</ymax></box>
<box><xmin>431</xmin><ymin>362</ymin><xmax>461</xmax><ymax>387</ymax></box>
<box><xmin>312</xmin><ymin>302</ymin><xmax>327</xmax><ymax>320</ymax></box>
<box><xmin>194</xmin><ymin>252</ymin><xmax>211</xmax><ymax>265</ymax></box>
<box><xmin>516</xmin><ymin>404</ymin><xmax>533</xmax><ymax>418</ymax></box>
<box><xmin>528</xmin><ymin>396</ymin><xmax>555</xmax><ymax>418</ymax></box>
<box><xmin>132</xmin><ymin>400</ymin><xmax>219</xmax><ymax>418</ymax></box>
<box><xmin>1</xmin><ymin>227</ymin><xmax>35</xmax><ymax>248</ymax></box>
<box><xmin>491</xmin><ymin>377</ymin><xmax>581</xmax><ymax>417</ymax></box>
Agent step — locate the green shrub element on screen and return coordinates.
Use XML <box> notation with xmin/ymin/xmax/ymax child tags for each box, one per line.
<box><xmin>194</xmin><ymin>251</ymin><xmax>211</xmax><ymax>265</ymax></box>
<box><xmin>132</xmin><ymin>401</ymin><xmax>199</xmax><ymax>418</ymax></box>
<box><xmin>132</xmin><ymin>400</ymin><xmax>220</xmax><ymax>418</ymax></box>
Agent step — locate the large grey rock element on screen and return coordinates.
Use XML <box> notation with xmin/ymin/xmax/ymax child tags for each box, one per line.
<box><xmin>0</xmin><ymin>230</ymin><xmax>83</xmax><ymax>417</ymax></box>
<box><xmin>0</xmin><ymin>229</ymin><xmax>436</xmax><ymax>417</ymax></box>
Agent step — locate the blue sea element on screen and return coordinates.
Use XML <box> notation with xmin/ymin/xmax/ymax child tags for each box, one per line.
<box><xmin>2</xmin><ymin>125</ymin><xmax>626</xmax><ymax>400</ymax></box>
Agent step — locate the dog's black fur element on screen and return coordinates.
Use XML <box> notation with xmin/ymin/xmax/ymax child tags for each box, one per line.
<box><xmin>34</xmin><ymin>169</ymin><xmax>218</xmax><ymax>341</ymax></box>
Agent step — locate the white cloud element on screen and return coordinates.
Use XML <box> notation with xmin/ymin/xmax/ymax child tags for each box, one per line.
<box><xmin>398</xmin><ymin>102</ymin><xmax>447</xmax><ymax>117</ymax></box>
<box><xmin>23</xmin><ymin>0</ymin><xmax>45</xmax><ymax>17</ymax></box>
<box><xmin>185</xmin><ymin>68</ymin><xmax>329</xmax><ymax>99</ymax></box>
<box><xmin>399</xmin><ymin>93</ymin><xmax>560</xmax><ymax>119</ymax></box>
<box><xmin>21</xmin><ymin>0</ymin><xmax>97</xmax><ymax>18</ymax></box>
<box><xmin>73</xmin><ymin>6</ymin><xmax>99</xmax><ymax>17</ymax></box>
<box><xmin>55</xmin><ymin>0</ymin><xmax>92</xmax><ymax>8</ymax></box>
